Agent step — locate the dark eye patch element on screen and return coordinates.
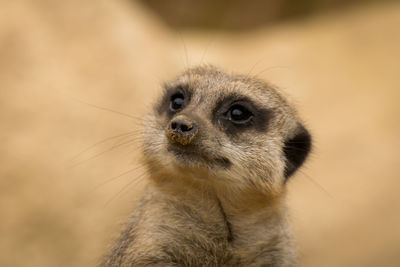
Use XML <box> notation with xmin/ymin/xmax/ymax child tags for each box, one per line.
<box><xmin>214</xmin><ymin>94</ymin><xmax>272</xmax><ymax>135</ymax></box>
<box><xmin>155</xmin><ymin>84</ymin><xmax>191</xmax><ymax>117</ymax></box>
<box><xmin>169</xmin><ymin>92</ymin><xmax>185</xmax><ymax>112</ymax></box>
<box><xmin>226</xmin><ymin>104</ymin><xmax>253</xmax><ymax>124</ymax></box>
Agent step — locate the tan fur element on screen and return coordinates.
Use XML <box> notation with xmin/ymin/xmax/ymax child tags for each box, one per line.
<box><xmin>101</xmin><ymin>65</ymin><xmax>310</xmax><ymax>266</ymax></box>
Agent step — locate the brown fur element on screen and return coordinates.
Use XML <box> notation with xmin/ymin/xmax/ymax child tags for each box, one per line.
<box><xmin>101</xmin><ymin>65</ymin><xmax>311</xmax><ymax>266</ymax></box>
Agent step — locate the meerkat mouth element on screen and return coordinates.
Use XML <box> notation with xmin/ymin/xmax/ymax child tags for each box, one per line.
<box><xmin>167</xmin><ymin>144</ymin><xmax>231</xmax><ymax>169</ymax></box>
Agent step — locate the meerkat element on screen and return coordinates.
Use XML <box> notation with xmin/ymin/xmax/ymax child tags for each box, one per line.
<box><xmin>101</xmin><ymin>65</ymin><xmax>311</xmax><ymax>267</ymax></box>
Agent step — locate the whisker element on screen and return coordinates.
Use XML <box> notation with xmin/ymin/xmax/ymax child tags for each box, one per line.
<box><xmin>245</xmin><ymin>58</ymin><xmax>265</xmax><ymax>78</ymax></box>
<box><xmin>103</xmin><ymin>163</ymin><xmax>165</xmax><ymax>207</ymax></box>
<box><xmin>178</xmin><ymin>31</ymin><xmax>190</xmax><ymax>69</ymax></box>
<box><xmin>200</xmin><ymin>38</ymin><xmax>214</xmax><ymax>65</ymax></box>
<box><xmin>94</xmin><ymin>164</ymin><xmax>147</xmax><ymax>189</ymax></box>
<box><xmin>69</xmin><ymin>138</ymin><xmax>144</xmax><ymax>167</ymax></box>
<box><xmin>297</xmin><ymin>169</ymin><xmax>335</xmax><ymax>200</ymax></box>
<box><xmin>111</xmin><ymin>133</ymin><xmax>146</xmax><ymax>148</ymax></box>
<box><xmin>253</xmin><ymin>65</ymin><xmax>291</xmax><ymax>78</ymax></box>
<box><xmin>69</xmin><ymin>131</ymin><xmax>138</xmax><ymax>162</ymax></box>
<box><xmin>71</xmin><ymin>97</ymin><xmax>147</xmax><ymax>122</ymax></box>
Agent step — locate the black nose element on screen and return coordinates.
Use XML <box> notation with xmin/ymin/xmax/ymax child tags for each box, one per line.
<box><xmin>166</xmin><ymin>118</ymin><xmax>198</xmax><ymax>145</ymax></box>
<box><xmin>169</xmin><ymin>119</ymin><xmax>196</xmax><ymax>134</ymax></box>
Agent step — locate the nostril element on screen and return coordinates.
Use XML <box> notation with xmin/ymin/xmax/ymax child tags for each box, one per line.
<box><xmin>171</xmin><ymin>121</ymin><xmax>177</xmax><ymax>130</ymax></box>
<box><xmin>180</xmin><ymin>123</ymin><xmax>192</xmax><ymax>132</ymax></box>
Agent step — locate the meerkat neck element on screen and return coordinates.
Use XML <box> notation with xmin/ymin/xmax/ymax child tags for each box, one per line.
<box><xmin>214</xmin><ymin>187</ymin><xmax>292</xmax><ymax>247</ymax></box>
<box><xmin>149</xmin><ymin>173</ymin><xmax>295</xmax><ymax>264</ymax></box>
<box><xmin>213</xmin><ymin>187</ymin><xmax>297</xmax><ymax>266</ymax></box>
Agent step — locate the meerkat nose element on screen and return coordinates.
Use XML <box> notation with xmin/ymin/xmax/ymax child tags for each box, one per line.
<box><xmin>170</xmin><ymin>119</ymin><xmax>194</xmax><ymax>133</ymax></box>
<box><xmin>166</xmin><ymin>116</ymin><xmax>198</xmax><ymax>145</ymax></box>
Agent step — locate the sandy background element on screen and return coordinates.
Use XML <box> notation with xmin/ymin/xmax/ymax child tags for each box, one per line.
<box><xmin>1</xmin><ymin>0</ymin><xmax>399</xmax><ymax>266</ymax></box>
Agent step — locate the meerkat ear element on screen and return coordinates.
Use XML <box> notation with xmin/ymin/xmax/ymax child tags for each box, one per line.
<box><xmin>283</xmin><ymin>124</ymin><xmax>312</xmax><ymax>180</ymax></box>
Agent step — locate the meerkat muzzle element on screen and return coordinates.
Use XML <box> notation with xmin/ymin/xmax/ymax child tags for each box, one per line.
<box><xmin>166</xmin><ymin>116</ymin><xmax>198</xmax><ymax>145</ymax></box>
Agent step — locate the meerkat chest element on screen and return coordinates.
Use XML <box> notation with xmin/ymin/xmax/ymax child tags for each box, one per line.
<box><xmin>119</xmin><ymin>192</ymin><xmax>237</xmax><ymax>266</ymax></box>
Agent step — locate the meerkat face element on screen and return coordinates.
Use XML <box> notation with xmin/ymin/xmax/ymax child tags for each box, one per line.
<box><xmin>142</xmin><ymin>66</ymin><xmax>311</xmax><ymax>196</ymax></box>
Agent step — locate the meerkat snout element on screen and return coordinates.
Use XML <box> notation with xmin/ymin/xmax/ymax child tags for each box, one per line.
<box><xmin>166</xmin><ymin>115</ymin><xmax>198</xmax><ymax>145</ymax></box>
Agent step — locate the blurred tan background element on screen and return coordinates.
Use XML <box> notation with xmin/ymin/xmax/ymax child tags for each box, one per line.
<box><xmin>1</xmin><ymin>0</ymin><xmax>399</xmax><ymax>266</ymax></box>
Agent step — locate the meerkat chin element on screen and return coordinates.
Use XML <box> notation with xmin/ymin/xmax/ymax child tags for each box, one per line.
<box><xmin>101</xmin><ymin>65</ymin><xmax>311</xmax><ymax>267</ymax></box>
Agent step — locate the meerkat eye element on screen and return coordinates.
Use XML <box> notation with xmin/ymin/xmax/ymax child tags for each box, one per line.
<box><xmin>227</xmin><ymin>104</ymin><xmax>253</xmax><ymax>123</ymax></box>
<box><xmin>169</xmin><ymin>93</ymin><xmax>185</xmax><ymax>112</ymax></box>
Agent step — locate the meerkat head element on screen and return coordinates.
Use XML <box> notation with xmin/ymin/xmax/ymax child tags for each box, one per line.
<box><xmin>142</xmin><ymin>65</ymin><xmax>311</xmax><ymax>197</ymax></box>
